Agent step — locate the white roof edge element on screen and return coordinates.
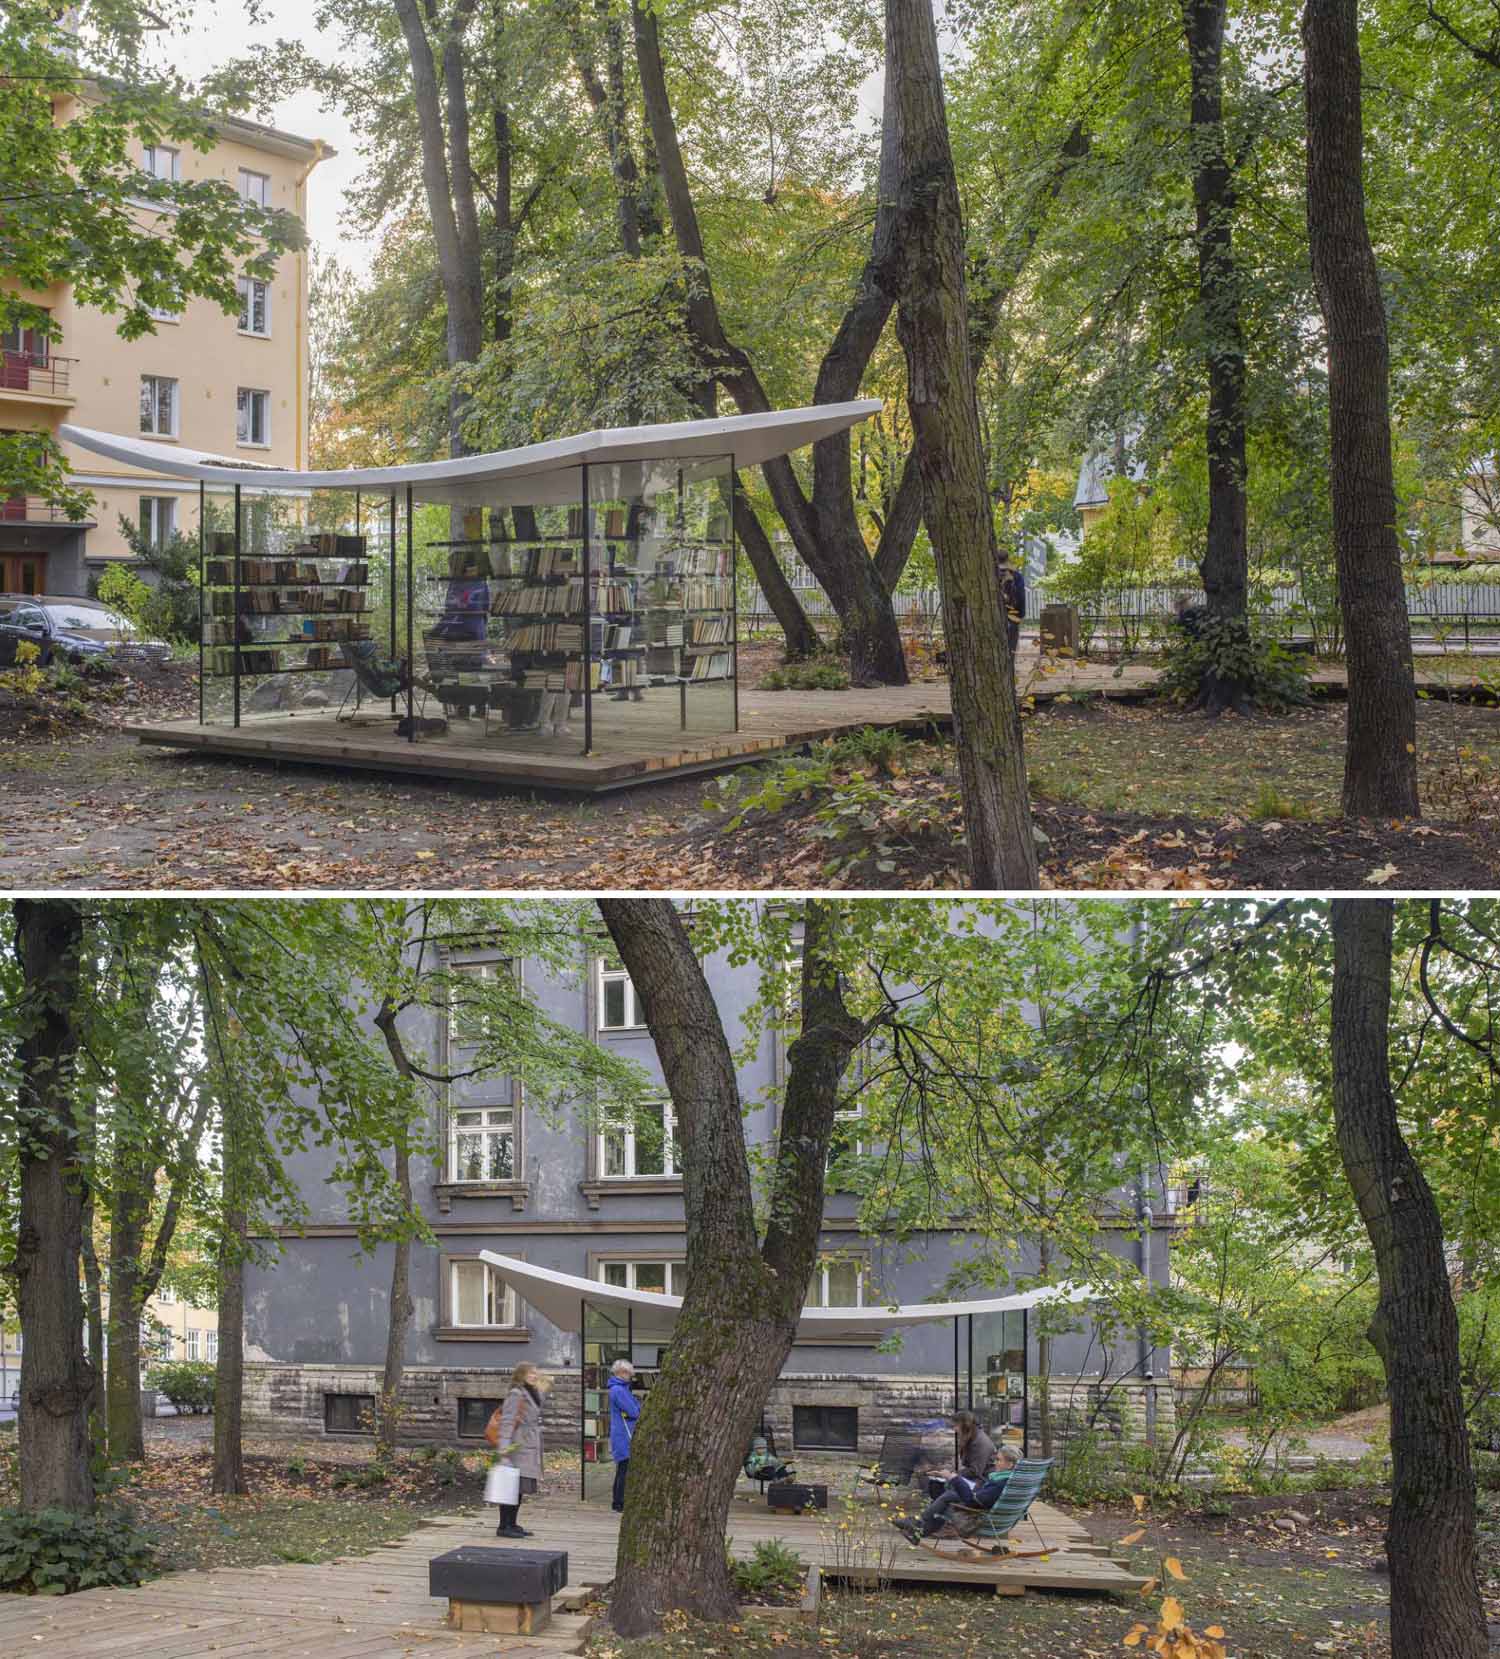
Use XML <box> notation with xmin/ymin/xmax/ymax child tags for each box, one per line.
<box><xmin>477</xmin><ymin>1249</ymin><xmax>1095</xmax><ymax>1342</ymax></box>
<box><xmin>59</xmin><ymin>401</ymin><xmax>882</xmax><ymax>500</ymax></box>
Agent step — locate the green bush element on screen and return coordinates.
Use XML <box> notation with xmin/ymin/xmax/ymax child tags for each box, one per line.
<box><xmin>829</xmin><ymin>726</ymin><xmax>912</xmax><ymax>776</ymax></box>
<box><xmin>0</xmin><ymin>1505</ymin><xmax>157</xmax><ymax>1595</ymax></box>
<box><xmin>761</xmin><ymin>660</ymin><xmax>850</xmax><ymax>691</ymax></box>
<box><xmin>730</xmin><ymin>1538</ymin><xmax>804</xmax><ymax>1596</ymax></box>
<box><xmin>331</xmin><ymin>1463</ymin><xmax>389</xmax><ymax>1491</ymax></box>
<box><xmin>1156</xmin><ymin>613</ymin><xmax>1313</xmax><ymax>711</ymax></box>
<box><xmin>146</xmin><ymin>1360</ymin><xmax>215</xmax><ymax>1414</ymax></box>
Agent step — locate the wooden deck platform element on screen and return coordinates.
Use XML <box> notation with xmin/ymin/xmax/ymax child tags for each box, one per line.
<box><xmin>128</xmin><ymin>682</ymin><xmax>961</xmax><ymax>794</ymax></box>
<box><xmin>0</xmin><ymin>1487</ymin><xmax>1144</xmax><ymax>1659</ymax></box>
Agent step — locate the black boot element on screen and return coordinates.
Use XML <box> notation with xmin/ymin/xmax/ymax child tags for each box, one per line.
<box><xmin>496</xmin><ymin>1504</ymin><xmax>526</xmax><ymax>1539</ymax></box>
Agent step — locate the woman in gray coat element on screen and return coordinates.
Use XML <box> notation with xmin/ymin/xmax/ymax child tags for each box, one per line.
<box><xmin>486</xmin><ymin>1362</ymin><xmax>549</xmax><ymax>1538</ymax></box>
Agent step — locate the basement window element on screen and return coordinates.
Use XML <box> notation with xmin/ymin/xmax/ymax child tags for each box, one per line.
<box><xmin>792</xmin><ymin>1404</ymin><xmax>858</xmax><ymax>1451</ymax></box>
<box><xmin>323</xmin><ymin>1392</ymin><xmax>375</xmax><ymax>1435</ymax></box>
<box><xmin>457</xmin><ymin>1396</ymin><xmax>503</xmax><ymax>1439</ymax></box>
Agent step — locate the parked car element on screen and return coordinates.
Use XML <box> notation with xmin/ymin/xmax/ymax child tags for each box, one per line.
<box><xmin>0</xmin><ymin>594</ymin><xmax>171</xmax><ymax>667</ymax></box>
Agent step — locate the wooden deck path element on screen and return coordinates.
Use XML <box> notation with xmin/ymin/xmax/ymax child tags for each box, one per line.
<box><xmin>0</xmin><ymin>1488</ymin><xmax>1145</xmax><ymax>1659</ymax></box>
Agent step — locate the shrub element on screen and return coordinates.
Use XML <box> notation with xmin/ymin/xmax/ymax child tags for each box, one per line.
<box><xmin>828</xmin><ymin>725</ymin><xmax>912</xmax><ymax>777</ymax></box>
<box><xmin>730</xmin><ymin>1538</ymin><xmax>804</xmax><ymax>1597</ymax></box>
<box><xmin>1156</xmin><ymin>614</ymin><xmax>1313</xmax><ymax>712</ymax></box>
<box><xmin>761</xmin><ymin>660</ymin><xmax>850</xmax><ymax>691</ymax></box>
<box><xmin>147</xmin><ymin>1360</ymin><xmax>215</xmax><ymax>1414</ymax></box>
<box><xmin>331</xmin><ymin>1463</ymin><xmax>389</xmax><ymax>1491</ymax></box>
<box><xmin>0</xmin><ymin>1505</ymin><xmax>157</xmax><ymax>1595</ymax></box>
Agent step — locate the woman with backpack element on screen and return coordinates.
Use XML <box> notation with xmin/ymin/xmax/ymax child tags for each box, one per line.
<box><xmin>485</xmin><ymin>1362</ymin><xmax>549</xmax><ymax>1538</ymax></box>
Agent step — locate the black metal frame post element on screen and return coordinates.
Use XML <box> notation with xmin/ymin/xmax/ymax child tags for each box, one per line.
<box><xmin>232</xmin><ymin>483</ymin><xmax>242</xmax><ymax>728</ymax></box>
<box><xmin>1022</xmin><ymin>1308</ymin><xmax>1030</xmax><ymax>1456</ymax></box>
<box><xmin>579</xmin><ymin>1296</ymin><xmax>587</xmax><ymax>1503</ymax></box>
<box><xmin>729</xmin><ymin>453</ymin><xmax>740</xmax><ymax>733</ymax></box>
<box><xmin>196</xmin><ymin>481</ymin><xmax>204</xmax><ymax>726</ymax></box>
<box><xmin>581</xmin><ymin>462</ymin><xmax>593</xmax><ymax>755</ymax></box>
<box><xmin>405</xmin><ymin>484</ymin><xmax>415</xmax><ymax>741</ymax></box>
<box><xmin>389</xmin><ymin>492</ymin><xmax>398</xmax><ymax>715</ymax></box>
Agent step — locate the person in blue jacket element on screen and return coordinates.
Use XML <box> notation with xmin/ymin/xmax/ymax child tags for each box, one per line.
<box><xmin>608</xmin><ymin>1358</ymin><xmax>641</xmax><ymax>1512</ymax></box>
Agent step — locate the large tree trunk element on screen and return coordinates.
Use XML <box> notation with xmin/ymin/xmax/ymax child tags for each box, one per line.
<box><xmin>598</xmin><ymin>900</ymin><xmax>863</xmax><ymax>1636</ymax></box>
<box><xmin>1183</xmin><ymin>0</ymin><xmax>1252</xmax><ymax>714</ymax></box>
<box><xmin>105</xmin><ymin>1159</ymin><xmax>148</xmax><ymax>1463</ymax></box>
<box><xmin>79</xmin><ymin>1190</ymin><xmax>105</xmax><ymax>1441</ymax></box>
<box><xmin>884</xmin><ymin>0</ymin><xmax>1038</xmax><ymax>888</ymax></box>
<box><xmin>212</xmin><ymin>1187</ymin><xmax>247</xmax><ymax>1499</ymax></box>
<box><xmin>630</xmin><ymin>0</ymin><xmax>909</xmax><ymax>684</ymax></box>
<box><xmin>14</xmin><ymin>899</ymin><xmax>95</xmax><ymax>1514</ymax></box>
<box><xmin>1328</xmin><ymin>899</ymin><xmax>1486</xmax><ymax>1659</ymax></box>
<box><xmin>392</xmin><ymin>0</ymin><xmax>485</xmax><ymax>455</ymax></box>
<box><xmin>372</xmin><ymin>998</ymin><xmax>422</xmax><ymax>1463</ymax></box>
<box><xmin>1303</xmin><ymin>1</ymin><xmax>1419</xmax><ymax>816</ymax></box>
<box><xmin>735</xmin><ymin>488</ymin><xmax>823</xmax><ymax>659</ymax></box>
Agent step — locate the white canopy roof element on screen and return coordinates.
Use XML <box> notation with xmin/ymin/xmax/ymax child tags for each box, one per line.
<box><xmin>60</xmin><ymin>400</ymin><xmax>882</xmax><ymax>509</ymax></box>
<box><xmin>478</xmin><ymin>1249</ymin><xmax>1094</xmax><ymax>1343</ymax></box>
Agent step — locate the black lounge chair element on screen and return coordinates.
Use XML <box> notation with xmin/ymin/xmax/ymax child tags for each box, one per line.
<box><xmin>743</xmin><ymin>1429</ymin><xmax>795</xmax><ymax>1493</ymax></box>
<box><xmin>855</xmin><ymin>1427</ymin><xmax>931</xmax><ymax>1493</ymax></box>
<box><xmin>337</xmin><ymin>640</ymin><xmax>440</xmax><ymax>728</ymax></box>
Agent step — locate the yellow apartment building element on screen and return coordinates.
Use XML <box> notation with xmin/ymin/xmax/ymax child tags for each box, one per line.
<box><xmin>1</xmin><ymin>90</ymin><xmax>329</xmax><ymax>596</ymax></box>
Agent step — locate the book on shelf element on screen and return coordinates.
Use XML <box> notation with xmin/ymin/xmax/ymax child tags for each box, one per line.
<box><xmin>646</xmin><ymin>643</ymin><xmax>682</xmax><ymax>677</ymax></box>
<box><xmin>604</xmin><ymin>507</ymin><xmax>627</xmax><ymax>539</ymax></box>
<box><xmin>523</xmin><ymin>544</ymin><xmax>580</xmax><ymax>580</ymax></box>
<box><xmin>687</xmin><ymin>616</ymin><xmax>731</xmax><ymax>645</ymax></box>
<box><xmin>296</xmin><ymin>531</ymin><xmax>366</xmax><ymax>558</ymax></box>
<box><xmin>682</xmin><ymin>578</ymin><xmax>733</xmax><ymax>611</ymax></box>
<box><xmin>448</xmin><ymin>546</ymin><xmax>491</xmax><ymax>579</ymax></box>
<box><xmin>565</xmin><ymin>659</ymin><xmax>603</xmax><ymax>692</ymax></box>
<box><xmin>688</xmin><ymin>650</ymin><xmax>732</xmax><ymax>680</ymax></box>
<box><xmin>611</xmin><ymin>656</ymin><xmax>646</xmax><ymax>686</ymax></box>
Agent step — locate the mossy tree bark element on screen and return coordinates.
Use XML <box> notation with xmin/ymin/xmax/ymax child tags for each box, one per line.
<box><xmin>597</xmin><ymin>899</ymin><xmax>867</xmax><ymax>1636</ymax></box>
<box><xmin>1303</xmin><ymin>0</ymin><xmax>1420</xmax><ymax>816</ymax></box>
<box><xmin>883</xmin><ymin>0</ymin><xmax>1038</xmax><ymax>888</ymax></box>
<box><xmin>14</xmin><ymin>898</ymin><xmax>95</xmax><ymax>1514</ymax></box>
<box><xmin>1328</xmin><ymin>900</ymin><xmax>1486</xmax><ymax>1659</ymax></box>
<box><xmin>1182</xmin><ymin>0</ymin><xmax>1253</xmax><ymax>715</ymax></box>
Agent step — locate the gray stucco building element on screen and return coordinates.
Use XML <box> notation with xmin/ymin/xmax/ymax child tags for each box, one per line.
<box><xmin>243</xmin><ymin>920</ymin><xmax>1176</xmax><ymax>1459</ymax></box>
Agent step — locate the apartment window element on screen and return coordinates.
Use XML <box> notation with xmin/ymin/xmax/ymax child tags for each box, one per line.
<box><xmin>140</xmin><ymin>496</ymin><xmax>176</xmax><ymax>548</ymax></box>
<box><xmin>598</xmin><ymin>961</ymin><xmax>644</xmax><ymax>1030</ymax></box>
<box><xmin>805</xmin><ymin>1257</ymin><xmax>864</xmax><ymax>1309</ymax></box>
<box><xmin>141</xmin><ymin>143</ymin><xmax>179</xmax><ymax>181</ymax></box>
<box><xmin>145</xmin><ymin>1327</ymin><xmax>175</xmax><ymax>1361</ymax></box>
<box><xmin>600</xmin><ymin>1099</ymin><xmax>676</xmax><ymax>1178</ymax></box>
<box><xmin>449</xmin><ymin>1106</ymin><xmax>514</xmax><ymax>1182</ymax></box>
<box><xmin>457</xmin><ymin>1396</ymin><xmax>503</xmax><ymax>1438</ymax></box>
<box><xmin>237</xmin><ymin>276</ymin><xmax>270</xmax><ymax>337</ymax></box>
<box><xmin>449</xmin><ymin>960</ymin><xmax>509</xmax><ymax>1046</ymax></box>
<box><xmin>157</xmin><ymin>1285</ymin><xmax>176</xmax><ymax>1306</ymax></box>
<box><xmin>449</xmin><ymin>1258</ymin><xmax>518</xmax><ymax>1328</ymax></box>
<box><xmin>793</xmin><ymin>1404</ymin><xmax>858</xmax><ymax>1451</ymax></box>
<box><xmin>324</xmin><ymin>1393</ymin><xmax>374</xmax><ymax>1434</ymax></box>
<box><xmin>140</xmin><ymin>374</ymin><xmax>178</xmax><ymax>436</ymax></box>
<box><xmin>185</xmin><ymin>1329</ymin><xmax>201</xmax><ymax>1360</ymax></box>
<box><xmin>600</xmin><ymin>1259</ymin><xmax>686</xmax><ymax>1297</ymax></box>
<box><xmin>204</xmin><ymin>1331</ymin><xmax>218</xmax><ymax>1362</ymax></box>
<box><xmin>236</xmin><ymin>387</ymin><xmax>270</xmax><ymax>446</ymax></box>
<box><xmin>238</xmin><ymin>168</ymin><xmax>270</xmax><ymax>206</ymax></box>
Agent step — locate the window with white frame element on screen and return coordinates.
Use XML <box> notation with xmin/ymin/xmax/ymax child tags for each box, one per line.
<box><xmin>449</xmin><ymin>1258</ymin><xmax>518</xmax><ymax>1328</ymax></box>
<box><xmin>599</xmin><ymin>1258</ymin><xmax>686</xmax><ymax>1296</ymax></box>
<box><xmin>140</xmin><ymin>374</ymin><xmax>177</xmax><ymax>436</ymax></box>
<box><xmin>805</xmin><ymin>1256</ymin><xmax>864</xmax><ymax>1308</ymax></box>
<box><xmin>448</xmin><ymin>1105</ymin><xmax>515</xmax><ymax>1182</ymax></box>
<box><xmin>236</xmin><ymin>387</ymin><xmax>270</xmax><ymax>446</ymax></box>
<box><xmin>157</xmin><ymin>1285</ymin><xmax>176</xmax><ymax>1306</ymax></box>
<box><xmin>185</xmin><ymin>1328</ymin><xmax>201</xmax><ymax>1360</ymax></box>
<box><xmin>238</xmin><ymin>168</ymin><xmax>270</xmax><ymax>206</ymax></box>
<box><xmin>204</xmin><ymin>1330</ymin><xmax>219</xmax><ymax>1361</ymax></box>
<box><xmin>141</xmin><ymin>143</ymin><xmax>179</xmax><ymax>181</ymax></box>
<box><xmin>597</xmin><ymin>960</ymin><xmax>644</xmax><ymax>1030</ymax></box>
<box><xmin>139</xmin><ymin>495</ymin><xmax>176</xmax><ymax>549</ymax></box>
<box><xmin>147</xmin><ymin>302</ymin><xmax>180</xmax><ymax>324</ymax></box>
<box><xmin>449</xmin><ymin>960</ymin><xmax>509</xmax><ymax>1046</ymax></box>
<box><xmin>599</xmin><ymin>1099</ymin><xmax>677</xmax><ymax>1178</ymax></box>
<box><xmin>237</xmin><ymin>276</ymin><xmax>270</xmax><ymax>337</ymax></box>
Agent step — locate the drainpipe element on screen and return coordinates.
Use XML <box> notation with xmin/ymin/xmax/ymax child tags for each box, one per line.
<box><xmin>1135</xmin><ymin>1178</ymin><xmax>1157</xmax><ymax>1447</ymax></box>
<box><xmin>291</xmin><ymin>140</ymin><xmax>329</xmax><ymax>470</ymax></box>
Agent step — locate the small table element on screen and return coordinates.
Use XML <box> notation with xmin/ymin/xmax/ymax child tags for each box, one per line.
<box><xmin>768</xmin><ymin>1481</ymin><xmax>828</xmax><ymax>1514</ymax></box>
<box><xmin>428</xmin><ymin>1544</ymin><xmax>568</xmax><ymax>1636</ymax></box>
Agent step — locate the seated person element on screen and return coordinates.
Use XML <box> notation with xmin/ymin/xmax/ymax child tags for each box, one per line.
<box><xmin>744</xmin><ymin>1435</ymin><xmax>791</xmax><ymax>1482</ymax></box>
<box><xmin>898</xmin><ymin>1440</ymin><xmax>1019</xmax><ymax>1541</ymax></box>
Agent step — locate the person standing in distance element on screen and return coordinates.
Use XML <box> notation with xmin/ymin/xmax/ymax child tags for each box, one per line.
<box><xmin>608</xmin><ymin>1358</ymin><xmax>641</xmax><ymax>1513</ymax></box>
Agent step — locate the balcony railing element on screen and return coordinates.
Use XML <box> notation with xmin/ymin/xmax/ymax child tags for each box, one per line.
<box><xmin>0</xmin><ymin>495</ymin><xmax>85</xmax><ymax>524</ymax></box>
<box><xmin>0</xmin><ymin>351</ymin><xmax>76</xmax><ymax>397</ymax></box>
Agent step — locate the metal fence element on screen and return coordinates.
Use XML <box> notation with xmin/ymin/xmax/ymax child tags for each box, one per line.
<box><xmin>742</xmin><ymin>573</ymin><xmax>1500</xmax><ymax>647</ymax></box>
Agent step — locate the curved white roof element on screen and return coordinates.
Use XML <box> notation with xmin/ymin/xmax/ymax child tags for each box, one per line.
<box><xmin>478</xmin><ymin>1249</ymin><xmax>1094</xmax><ymax>1343</ymax></box>
<box><xmin>60</xmin><ymin>400</ymin><xmax>882</xmax><ymax>509</ymax></box>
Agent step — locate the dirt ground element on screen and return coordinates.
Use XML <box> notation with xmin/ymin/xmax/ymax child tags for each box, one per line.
<box><xmin>3</xmin><ymin>658</ymin><xmax>1498</xmax><ymax>889</ymax></box>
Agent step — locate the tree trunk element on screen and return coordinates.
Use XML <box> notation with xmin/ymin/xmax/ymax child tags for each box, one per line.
<box><xmin>597</xmin><ymin>900</ymin><xmax>863</xmax><ymax>1636</ymax></box>
<box><xmin>630</xmin><ymin>0</ymin><xmax>909</xmax><ymax>684</ymax></box>
<box><xmin>1328</xmin><ymin>899</ymin><xmax>1486</xmax><ymax>1659</ymax></box>
<box><xmin>884</xmin><ymin>0</ymin><xmax>1038</xmax><ymax>888</ymax></box>
<box><xmin>1183</xmin><ymin>0</ymin><xmax>1252</xmax><ymax>714</ymax></box>
<box><xmin>734</xmin><ymin>487</ymin><xmax>822</xmax><ymax>659</ymax></box>
<box><xmin>372</xmin><ymin>997</ymin><xmax>423</xmax><ymax>1464</ymax></box>
<box><xmin>1303</xmin><ymin>1</ymin><xmax>1420</xmax><ymax>816</ymax></box>
<box><xmin>79</xmin><ymin>1187</ymin><xmax>104</xmax><ymax>1447</ymax></box>
<box><xmin>14</xmin><ymin>898</ymin><xmax>95</xmax><ymax>1514</ymax></box>
<box><xmin>105</xmin><ymin>1162</ymin><xmax>148</xmax><ymax>1464</ymax></box>
<box><xmin>212</xmin><ymin>1171</ymin><xmax>248</xmax><ymax>1497</ymax></box>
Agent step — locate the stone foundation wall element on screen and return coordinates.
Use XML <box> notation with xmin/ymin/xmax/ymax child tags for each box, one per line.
<box><xmin>245</xmin><ymin>1361</ymin><xmax>1173</xmax><ymax>1455</ymax></box>
<box><xmin>244</xmin><ymin>1361</ymin><xmax>582</xmax><ymax>1451</ymax></box>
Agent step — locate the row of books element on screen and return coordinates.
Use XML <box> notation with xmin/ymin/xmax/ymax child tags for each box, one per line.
<box><xmin>207</xmin><ymin>587</ymin><xmax>369</xmax><ymax>616</ymax></box>
<box><xmin>492</xmin><ymin>579</ymin><xmax>633</xmax><ymax>616</ymax></box>
<box><xmin>207</xmin><ymin>530</ymin><xmax>367</xmax><ymax>560</ymax></box>
<box><xmin>204</xmin><ymin>558</ymin><xmax>369</xmax><ymax>587</ymax></box>
<box><xmin>677</xmin><ymin>578</ymin><xmax>734</xmax><ymax>611</ymax></box>
<box><xmin>688</xmin><ymin>650</ymin><xmax>734</xmax><ymax>681</ymax></box>
<box><xmin>687</xmin><ymin>616</ymin><xmax>732</xmax><ymax>645</ymax></box>
<box><xmin>203</xmin><ymin>619</ymin><xmax>370</xmax><ymax>645</ymax></box>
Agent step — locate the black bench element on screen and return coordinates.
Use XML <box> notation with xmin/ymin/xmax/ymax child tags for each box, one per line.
<box><xmin>768</xmin><ymin>1481</ymin><xmax>827</xmax><ymax>1514</ymax></box>
<box><xmin>429</xmin><ymin>1545</ymin><xmax>568</xmax><ymax>1636</ymax></box>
